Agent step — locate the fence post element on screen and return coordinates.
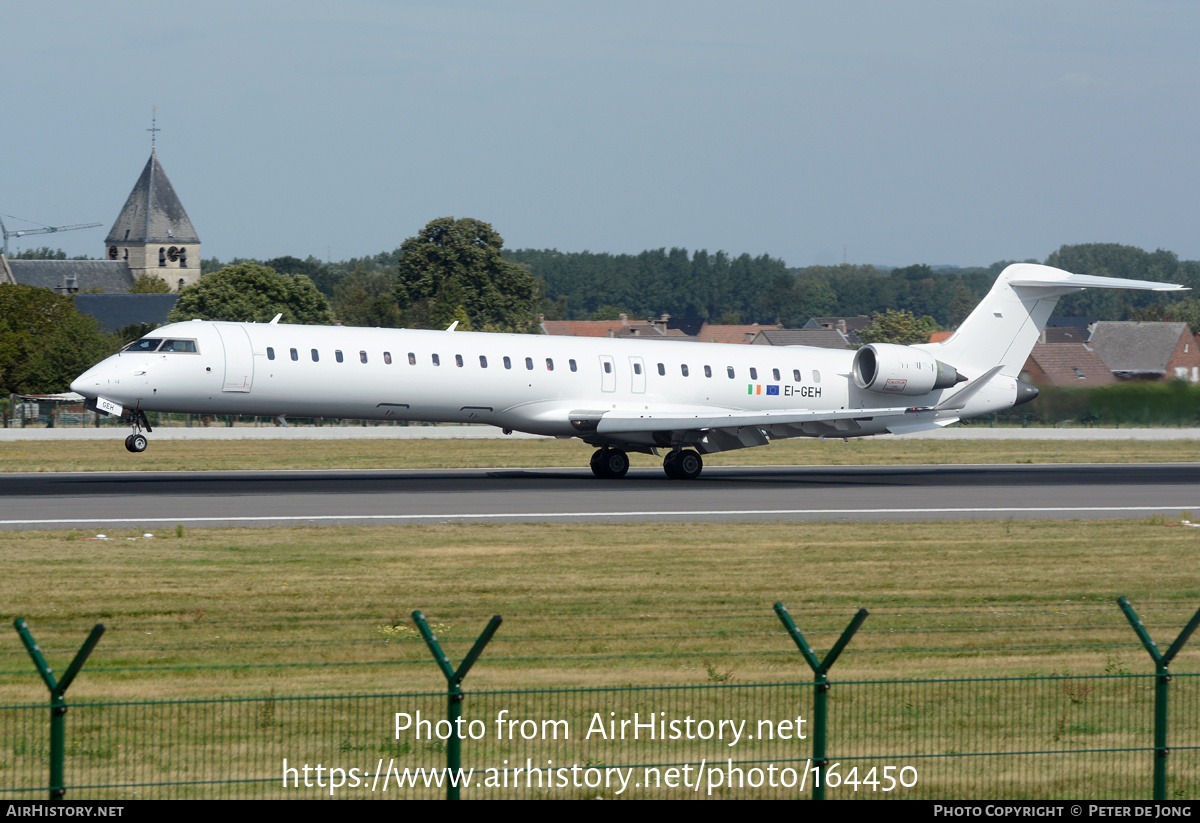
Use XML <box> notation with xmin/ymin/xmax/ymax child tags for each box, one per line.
<box><xmin>1117</xmin><ymin>597</ymin><xmax>1200</xmax><ymax>801</ymax></box>
<box><xmin>12</xmin><ymin>619</ymin><xmax>105</xmax><ymax>801</ymax></box>
<box><xmin>412</xmin><ymin>610</ymin><xmax>502</xmax><ymax>800</ymax></box>
<box><xmin>774</xmin><ymin>602</ymin><xmax>868</xmax><ymax>800</ymax></box>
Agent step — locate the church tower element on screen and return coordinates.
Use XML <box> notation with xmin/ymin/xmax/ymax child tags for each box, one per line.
<box><xmin>105</xmin><ymin>149</ymin><xmax>201</xmax><ymax>291</ymax></box>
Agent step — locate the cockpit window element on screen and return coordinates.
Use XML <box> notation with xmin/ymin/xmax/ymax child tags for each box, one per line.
<box><xmin>159</xmin><ymin>339</ymin><xmax>198</xmax><ymax>353</ymax></box>
<box><xmin>124</xmin><ymin>338</ymin><xmax>163</xmax><ymax>352</ymax></box>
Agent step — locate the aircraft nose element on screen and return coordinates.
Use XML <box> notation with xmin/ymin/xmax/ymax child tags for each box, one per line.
<box><xmin>71</xmin><ymin>364</ymin><xmax>102</xmax><ymax>397</ymax></box>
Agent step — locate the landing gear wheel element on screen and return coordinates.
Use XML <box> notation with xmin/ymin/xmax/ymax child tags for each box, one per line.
<box><xmin>125</xmin><ymin>433</ymin><xmax>148</xmax><ymax>453</ymax></box>
<box><xmin>676</xmin><ymin>449</ymin><xmax>703</xmax><ymax>479</ymax></box>
<box><xmin>590</xmin><ymin>448</ymin><xmax>629</xmax><ymax>479</ymax></box>
<box><xmin>663</xmin><ymin>449</ymin><xmax>703</xmax><ymax>479</ymax></box>
<box><xmin>663</xmin><ymin>450</ymin><xmax>681</xmax><ymax>479</ymax></box>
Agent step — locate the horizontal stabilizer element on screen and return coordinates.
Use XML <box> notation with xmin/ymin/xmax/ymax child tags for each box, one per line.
<box><xmin>1007</xmin><ymin>273</ymin><xmax>1185</xmax><ymax>292</ymax></box>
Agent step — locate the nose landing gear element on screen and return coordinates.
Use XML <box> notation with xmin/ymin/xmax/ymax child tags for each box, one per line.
<box><xmin>124</xmin><ymin>410</ymin><xmax>153</xmax><ymax>453</ymax></box>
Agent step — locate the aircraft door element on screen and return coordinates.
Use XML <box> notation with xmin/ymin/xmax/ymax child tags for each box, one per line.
<box><xmin>629</xmin><ymin>356</ymin><xmax>646</xmax><ymax>394</ymax></box>
<box><xmin>214</xmin><ymin>324</ymin><xmax>255</xmax><ymax>393</ymax></box>
<box><xmin>599</xmin><ymin>355</ymin><xmax>616</xmax><ymax>392</ymax></box>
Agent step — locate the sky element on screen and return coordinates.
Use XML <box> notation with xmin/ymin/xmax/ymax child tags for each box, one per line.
<box><xmin>4</xmin><ymin>1</ymin><xmax>1198</xmax><ymax>269</ymax></box>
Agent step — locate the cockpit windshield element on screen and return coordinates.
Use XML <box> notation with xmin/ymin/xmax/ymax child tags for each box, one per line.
<box><xmin>122</xmin><ymin>338</ymin><xmax>198</xmax><ymax>354</ymax></box>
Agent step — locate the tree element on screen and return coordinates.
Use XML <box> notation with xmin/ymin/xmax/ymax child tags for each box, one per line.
<box><xmin>858</xmin><ymin>309</ymin><xmax>940</xmax><ymax>346</ymax></box>
<box><xmin>332</xmin><ymin>267</ymin><xmax>402</xmax><ymax>328</ymax></box>
<box><xmin>167</xmin><ymin>263</ymin><xmax>336</xmax><ymax>325</ymax></box>
<box><xmin>0</xmin><ymin>284</ymin><xmax>117</xmax><ymax>394</ymax></box>
<box><xmin>394</xmin><ymin>217</ymin><xmax>538</xmax><ymax>332</ymax></box>
<box><xmin>130</xmin><ymin>274</ymin><xmax>172</xmax><ymax>294</ymax></box>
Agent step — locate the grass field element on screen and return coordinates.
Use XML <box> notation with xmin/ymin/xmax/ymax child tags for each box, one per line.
<box><xmin>4</xmin><ymin>436</ymin><xmax>1200</xmax><ymax>472</ymax></box>
<box><xmin>1</xmin><ymin>517</ymin><xmax>1197</xmax><ymax>703</ymax></box>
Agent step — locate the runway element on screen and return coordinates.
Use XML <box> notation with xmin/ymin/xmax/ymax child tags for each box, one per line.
<box><xmin>3</xmin><ymin>463</ymin><xmax>1200</xmax><ymax>529</ymax></box>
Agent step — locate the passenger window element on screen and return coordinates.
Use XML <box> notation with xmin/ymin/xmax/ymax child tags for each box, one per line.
<box><xmin>408</xmin><ymin>352</ymin><xmax>416</xmax><ymax>365</ymax></box>
<box><xmin>813</xmin><ymin>370</ymin><xmax>821</xmax><ymax>383</ymax></box>
<box><xmin>570</xmin><ymin>359</ymin><xmax>577</xmax><ymax>372</ymax></box>
<box><xmin>634</xmin><ymin>362</ymin><xmax>642</xmax><ymax>375</ymax></box>
<box><xmin>727</xmin><ymin>366</ymin><xmax>735</xmax><ymax>379</ymax></box>
<box><xmin>749</xmin><ymin>367</ymin><xmax>757</xmax><ymax>380</ymax></box>
<box><xmin>546</xmin><ymin>358</ymin><xmax>554</xmax><ymax>371</ymax></box>
<box><xmin>432</xmin><ymin>354</ymin><xmax>440</xmax><ymax>366</ymax></box>
<box><xmin>526</xmin><ymin>357</ymin><xmax>534</xmax><ymax>370</ymax></box>
<box><xmin>773</xmin><ymin>368</ymin><xmax>780</xmax><ymax>381</ymax></box>
<box><xmin>681</xmin><ymin>364</ymin><xmax>689</xmax><ymax>377</ymax></box>
<box><xmin>704</xmin><ymin>365</ymin><xmax>712</xmax><ymax>378</ymax></box>
<box><xmin>793</xmin><ymin>369</ymin><xmax>801</xmax><ymax>382</ymax></box>
<box><xmin>657</xmin><ymin>363</ymin><xmax>665</xmax><ymax>376</ymax></box>
<box><xmin>311</xmin><ymin>349</ymin><xmax>319</xmax><ymax>362</ymax></box>
<box><xmin>504</xmin><ymin>356</ymin><xmax>512</xmax><ymax>369</ymax></box>
<box><xmin>360</xmin><ymin>351</ymin><xmax>368</xmax><ymax>364</ymax></box>
<box><xmin>604</xmin><ymin>361</ymin><xmax>612</xmax><ymax>374</ymax></box>
<box><xmin>290</xmin><ymin>348</ymin><xmax>299</xmax><ymax>361</ymax></box>
<box><xmin>267</xmin><ymin>347</ymin><xmax>275</xmax><ymax>361</ymax></box>
<box><xmin>384</xmin><ymin>352</ymin><xmax>392</xmax><ymax>364</ymax></box>
<box><xmin>480</xmin><ymin>355</ymin><xmax>488</xmax><ymax>368</ymax></box>
<box><xmin>455</xmin><ymin>354</ymin><xmax>464</xmax><ymax>367</ymax></box>
<box><xmin>336</xmin><ymin>350</ymin><xmax>344</xmax><ymax>363</ymax></box>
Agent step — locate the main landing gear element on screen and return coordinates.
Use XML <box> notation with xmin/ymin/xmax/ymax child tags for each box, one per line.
<box><xmin>588</xmin><ymin>447</ymin><xmax>705</xmax><ymax>479</ymax></box>
<box><xmin>590</xmin><ymin>448</ymin><xmax>630</xmax><ymax>479</ymax></box>
<box><xmin>663</xmin><ymin>449</ymin><xmax>703</xmax><ymax>480</ymax></box>
<box><xmin>123</xmin><ymin>410</ymin><xmax>153</xmax><ymax>453</ymax></box>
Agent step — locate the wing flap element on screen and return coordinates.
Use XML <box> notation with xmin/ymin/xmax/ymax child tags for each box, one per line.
<box><xmin>594</xmin><ymin>405</ymin><xmax>912</xmax><ymax>434</ymax></box>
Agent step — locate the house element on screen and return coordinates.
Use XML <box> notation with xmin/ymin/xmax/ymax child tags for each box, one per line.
<box><xmin>695</xmin><ymin>322</ymin><xmax>782</xmax><ymax>344</ymax></box>
<box><xmin>539</xmin><ymin>314</ymin><xmax>694</xmax><ymax>340</ymax></box>
<box><xmin>1088</xmin><ymin>321</ymin><xmax>1200</xmax><ymax>382</ymax></box>
<box><xmin>750</xmin><ymin>328</ymin><xmax>855</xmax><ymax>349</ymax></box>
<box><xmin>1020</xmin><ymin>342</ymin><xmax>1116</xmax><ymax>387</ymax></box>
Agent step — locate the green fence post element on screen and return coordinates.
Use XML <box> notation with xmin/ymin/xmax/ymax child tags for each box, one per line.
<box><xmin>774</xmin><ymin>602</ymin><xmax>868</xmax><ymax>800</ymax></box>
<box><xmin>1117</xmin><ymin>597</ymin><xmax>1200</xmax><ymax>801</ymax></box>
<box><xmin>12</xmin><ymin>619</ymin><xmax>105</xmax><ymax>801</ymax></box>
<box><xmin>412</xmin><ymin>610</ymin><xmax>502</xmax><ymax>800</ymax></box>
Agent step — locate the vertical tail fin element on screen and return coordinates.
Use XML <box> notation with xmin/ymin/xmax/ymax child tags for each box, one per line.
<box><xmin>916</xmin><ymin>263</ymin><xmax>1185</xmax><ymax>377</ymax></box>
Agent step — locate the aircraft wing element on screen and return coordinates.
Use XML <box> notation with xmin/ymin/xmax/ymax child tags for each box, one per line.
<box><xmin>591</xmin><ymin>405</ymin><xmax>913</xmax><ymax>434</ymax></box>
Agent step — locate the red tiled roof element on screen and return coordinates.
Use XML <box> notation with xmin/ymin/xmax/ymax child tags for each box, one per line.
<box><xmin>696</xmin><ymin>323</ymin><xmax>782</xmax><ymax>344</ymax></box>
<box><xmin>1023</xmin><ymin>342</ymin><xmax>1115</xmax><ymax>386</ymax></box>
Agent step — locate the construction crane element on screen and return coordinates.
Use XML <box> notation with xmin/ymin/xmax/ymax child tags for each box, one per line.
<box><xmin>1</xmin><ymin>215</ymin><xmax>103</xmax><ymax>257</ymax></box>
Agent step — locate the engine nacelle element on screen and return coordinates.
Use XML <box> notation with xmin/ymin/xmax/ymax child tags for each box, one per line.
<box><xmin>852</xmin><ymin>343</ymin><xmax>964</xmax><ymax>397</ymax></box>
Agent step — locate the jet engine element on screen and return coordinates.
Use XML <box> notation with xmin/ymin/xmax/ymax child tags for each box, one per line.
<box><xmin>852</xmin><ymin>343</ymin><xmax>964</xmax><ymax>397</ymax></box>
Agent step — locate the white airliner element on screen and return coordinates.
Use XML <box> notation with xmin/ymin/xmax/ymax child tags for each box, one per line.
<box><xmin>71</xmin><ymin>263</ymin><xmax>1183</xmax><ymax>479</ymax></box>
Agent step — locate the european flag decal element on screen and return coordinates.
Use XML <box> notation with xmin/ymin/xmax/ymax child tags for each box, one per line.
<box><xmin>766</xmin><ymin>385</ymin><xmax>780</xmax><ymax>396</ymax></box>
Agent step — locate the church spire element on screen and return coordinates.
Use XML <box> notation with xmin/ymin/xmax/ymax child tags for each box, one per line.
<box><xmin>105</xmin><ymin>122</ymin><xmax>201</xmax><ymax>290</ymax></box>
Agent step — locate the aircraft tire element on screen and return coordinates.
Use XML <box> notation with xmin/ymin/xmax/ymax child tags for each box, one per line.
<box><xmin>127</xmin><ymin>433</ymin><xmax>148</xmax><ymax>453</ymax></box>
<box><xmin>662</xmin><ymin>451</ymin><xmax>682</xmax><ymax>479</ymax></box>
<box><xmin>600</xmin><ymin>448</ymin><xmax>629</xmax><ymax>479</ymax></box>
<box><xmin>676</xmin><ymin>449</ymin><xmax>703</xmax><ymax>480</ymax></box>
<box><xmin>590</xmin><ymin>449</ymin><xmax>606</xmax><ymax>478</ymax></box>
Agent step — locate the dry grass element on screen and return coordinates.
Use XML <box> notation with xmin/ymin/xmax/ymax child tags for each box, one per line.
<box><xmin>3</xmin><ymin>436</ymin><xmax>1200</xmax><ymax>472</ymax></box>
